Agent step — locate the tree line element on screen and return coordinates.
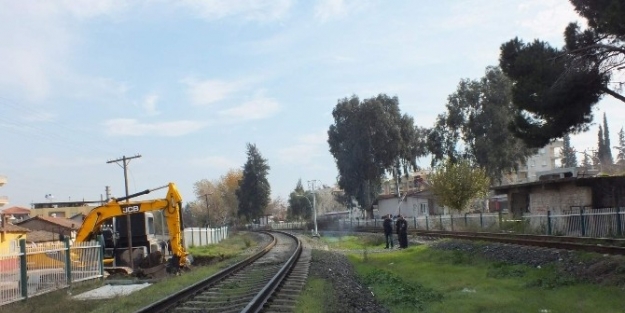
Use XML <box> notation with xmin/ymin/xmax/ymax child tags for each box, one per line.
<box><xmin>325</xmin><ymin>0</ymin><xmax>625</xmax><ymax>216</ymax></box>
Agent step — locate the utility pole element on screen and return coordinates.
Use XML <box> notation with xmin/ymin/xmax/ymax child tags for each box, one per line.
<box><xmin>107</xmin><ymin>154</ymin><xmax>141</xmax><ymax>269</ymax></box>
<box><xmin>307</xmin><ymin>180</ymin><xmax>321</xmax><ymax>237</ymax></box>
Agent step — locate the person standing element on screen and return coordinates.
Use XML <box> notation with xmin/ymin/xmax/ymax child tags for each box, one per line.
<box><xmin>396</xmin><ymin>215</ymin><xmax>408</xmax><ymax>249</ymax></box>
<box><xmin>383</xmin><ymin>214</ymin><xmax>394</xmax><ymax>249</ymax></box>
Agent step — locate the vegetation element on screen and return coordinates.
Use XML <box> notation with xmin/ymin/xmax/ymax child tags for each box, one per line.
<box><xmin>327</xmin><ymin>94</ymin><xmax>428</xmax><ymax>217</ymax></box>
<box><xmin>287</xmin><ymin>179</ymin><xmax>312</xmax><ymax>220</ymax></box>
<box><xmin>598</xmin><ymin>113</ymin><xmax>614</xmax><ymax>165</ymax></box>
<box><xmin>561</xmin><ymin>134</ymin><xmax>578</xmax><ymax>168</ymax></box>
<box><xmin>428</xmin><ymin>158</ymin><xmax>490</xmax><ymax>212</ymax></box>
<box><xmin>427</xmin><ymin>66</ymin><xmax>534</xmax><ymax>182</ymax></box>
<box><xmin>236</xmin><ymin>143</ymin><xmax>271</xmax><ymax>222</ymax></box>
<box><xmin>187</xmin><ymin>169</ymin><xmax>243</xmax><ymax>227</ymax></box>
<box><xmin>294</xmin><ymin>278</ymin><xmax>335</xmax><ymax>313</ymax></box>
<box><xmin>617</xmin><ymin>127</ymin><xmax>625</xmax><ymax>164</ymax></box>
<box><xmin>498</xmin><ymin>0</ymin><xmax>625</xmax><ymax>148</ymax></box>
<box><xmin>323</xmin><ymin>235</ymin><xmax>625</xmax><ymax>313</ymax></box>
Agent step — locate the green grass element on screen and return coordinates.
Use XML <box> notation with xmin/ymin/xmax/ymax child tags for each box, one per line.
<box><xmin>295</xmin><ymin>278</ymin><xmax>335</xmax><ymax>313</ymax></box>
<box><xmin>347</xmin><ymin>244</ymin><xmax>625</xmax><ymax>313</ymax></box>
<box><xmin>6</xmin><ymin>232</ymin><xmax>257</xmax><ymax>313</ymax></box>
<box><xmin>321</xmin><ymin>235</ymin><xmax>385</xmax><ymax>250</ymax></box>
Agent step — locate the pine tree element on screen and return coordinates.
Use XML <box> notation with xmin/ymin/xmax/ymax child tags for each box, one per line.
<box><xmin>581</xmin><ymin>150</ymin><xmax>592</xmax><ymax>169</ymax></box>
<box><xmin>597</xmin><ymin>125</ymin><xmax>605</xmax><ymax>164</ymax></box>
<box><xmin>603</xmin><ymin>113</ymin><xmax>613</xmax><ymax>164</ymax></box>
<box><xmin>236</xmin><ymin>143</ymin><xmax>271</xmax><ymax>222</ymax></box>
<box><xmin>561</xmin><ymin>134</ymin><xmax>577</xmax><ymax>168</ymax></box>
<box><xmin>617</xmin><ymin>127</ymin><xmax>625</xmax><ymax>165</ymax></box>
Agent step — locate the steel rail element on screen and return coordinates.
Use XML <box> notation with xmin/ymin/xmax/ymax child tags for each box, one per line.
<box><xmin>241</xmin><ymin>231</ymin><xmax>302</xmax><ymax>313</ymax></box>
<box><xmin>134</xmin><ymin>231</ymin><xmax>277</xmax><ymax>313</ymax></box>
<box><xmin>353</xmin><ymin>227</ymin><xmax>625</xmax><ymax>255</ymax></box>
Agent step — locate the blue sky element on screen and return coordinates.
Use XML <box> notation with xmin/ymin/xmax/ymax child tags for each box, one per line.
<box><xmin>2</xmin><ymin>0</ymin><xmax>624</xmax><ymax>208</ymax></box>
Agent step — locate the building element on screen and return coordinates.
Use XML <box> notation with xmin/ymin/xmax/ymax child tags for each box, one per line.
<box><xmin>16</xmin><ymin>215</ymin><xmax>80</xmax><ymax>238</ymax></box>
<box><xmin>0</xmin><ymin>213</ymin><xmax>29</xmax><ymax>252</ymax></box>
<box><xmin>0</xmin><ymin>175</ymin><xmax>8</xmax><ymax>207</ymax></box>
<box><xmin>504</xmin><ymin>141</ymin><xmax>563</xmax><ymax>184</ymax></box>
<box><xmin>30</xmin><ymin>199</ymin><xmax>102</xmax><ymax>218</ymax></box>
<box><xmin>374</xmin><ymin>190</ymin><xmax>444</xmax><ymax>218</ymax></box>
<box><xmin>492</xmin><ymin>171</ymin><xmax>625</xmax><ymax>217</ymax></box>
<box><xmin>381</xmin><ymin>170</ymin><xmax>430</xmax><ymax>196</ymax></box>
<box><xmin>1</xmin><ymin>206</ymin><xmax>31</xmax><ymax>222</ymax></box>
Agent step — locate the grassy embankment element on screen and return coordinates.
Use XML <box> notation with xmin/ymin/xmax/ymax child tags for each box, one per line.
<box><xmin>6</xmin><ymin>232</ymin><xmax>256</xmax><ymax>313</ymax></box>
<box><xmin>297</xmin><ymin>235</ymin><xmax>625</xmax><ymax>313</ymax></box>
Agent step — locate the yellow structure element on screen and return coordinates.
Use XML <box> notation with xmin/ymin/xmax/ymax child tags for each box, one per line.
<box><xmin>0</xmin><ymin>175</ymin><xmax>8</xmax><ymax>207</ymax></box>
<box><xmin>0</xmin><ymin>214</ymin><xmax>29</xmax><ymax>252</ymax></box>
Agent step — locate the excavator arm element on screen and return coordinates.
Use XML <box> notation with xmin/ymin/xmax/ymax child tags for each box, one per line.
<box><xmin>75</xmin><ymin>183</ymin><xmax>189</xmax><ymax>268</ymax></box>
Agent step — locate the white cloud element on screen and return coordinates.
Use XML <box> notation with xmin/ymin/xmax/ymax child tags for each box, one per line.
<box><xmin>184</xmin><ymin>79</ymin><xmax>241</xmax><ymax>106</ymax></box>
<box><xmin>517</xmin><ymin>0</ymin><xmax>584</xmax><ymax>43</ymax></box>
<box><xmin>179</xmin><ymin>0</ymin><xmax>292</xmax><ymax>21</ymax></box>
<box><xmin>219</xmin><ymin>96</ymin><xmax>280</xmax><ymax>121</ymax></box>
<box><xmin>0</xmin><ymin>1</ymin><xmax>125</xmax><ymax>102</ymax></box>
<box><xmin>314</xmin><ymin>0</ymin><xmax>370</xmax><ymax>22</ymax></box>
<box><xmin>142</xmin><ymin>94</ymin><xmax>160</xmax><ymax>116</ymax></box>
<box><xmin>103</xmin><ymin>118</ymin><xmax>206</xmax><ymax>136</ymax></box>
<box><xmin>278</xmin><ymin>130</ymin><xmax>328</xmax><ymax>165</ymax></box>
<box><xmin>189</xmin><ymin>156</ymin><xmax>240</xmax><ymax>169</ymax></box>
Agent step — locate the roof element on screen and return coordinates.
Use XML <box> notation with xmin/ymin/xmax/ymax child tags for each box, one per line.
<box><xmin>17</xmin><ymin>215</ymin><xmax>79</xmax><ymax>230</ymax></box>
<box><xmin>2</xmin><ymin>206</ymin><xmax>31</xmax><ymax>214</ymax></box>
<box><xmin>26</xmin><ymin>230</ymin><xmax>63</xmax><ymax>243</ymax></box>
<box><xmin>0</xmin><ymin>222</ymin><xmax>30</xmax><ymax>233</ymax></box>
<box><xmin>69</xmin><ymin>213</ymin><xmax>86</xmax><ymax>220</ymax></box>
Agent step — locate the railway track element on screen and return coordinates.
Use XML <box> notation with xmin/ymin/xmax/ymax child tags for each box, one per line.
<box><xmin>349</xmin><ymin>227</ymin><xmax>625</xmax><ymax>255</ymax></box>
<box><xmin>135</xmin><ymin>231</ymin><xmax>308</xmax><ymax>313</ymax></box>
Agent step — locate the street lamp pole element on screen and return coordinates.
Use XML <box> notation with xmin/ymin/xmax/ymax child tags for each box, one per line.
<box><xmin>308</xmin><ymin>180</ymin><xmax>323</xmax><ymax>237</ymax></box>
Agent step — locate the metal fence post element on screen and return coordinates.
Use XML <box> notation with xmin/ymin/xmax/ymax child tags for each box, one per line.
<box><xmin>498</xmin><ymin>211</ymin><xmax>502</xmax><ymax>231</ymax></box>
<box><xmin>464</xmin><ymin>213</ymin><xmax>468</xmax><ymax>228</ymax></box>
<box><xmin>414</xmin><ymin>216</ymin><xmax>417</xmax><ymax>228</ymax></box>
<box><xmin>617</xmin><ymin>207</ymin><xmax>622</xmax><ymax>237</ymax></box>
<box><xmin>479</xmin><ymin>212</ymin><xmax>483</xmax><ymax>229</ymax></box>
<box><xmin>547</xmin><ymin>210</ymin><xmax>552</xmax><ymax>236</ymax></box>
<box><xmin>440</xmin><ymin>215</ymin><xmax>443</xmax><ymax>230</ymax></box>
<box><xmin>19</xmin><ymin>238</ymin><xmax>28</xmax><ymax>299</ymax></box>
<box><xmin>580</xmin><ymin>207</ymin><xmax>586</xmax><ymax>237</ymax></box>
<box><xmin>97</xmin><ymin>235</ymin><xmax>105</xmax><ymax>280</ymax></box>
<box><xmin>450</xmin><ymin>214</ymin><xmax>454</xmax><ymax>231</ymax></box>
<box><xmin>64</xmin><ymin>237</ymin><xmax>72</xmax><ymax>286</ymax></box>
<box><xmin>426</xmin><ymin>216</ymin><xmax>429</xmax><ymax>231</ymax></box>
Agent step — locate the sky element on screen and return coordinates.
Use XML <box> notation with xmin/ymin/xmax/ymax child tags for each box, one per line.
<box><xmin>1</xmin><ymin>0</ymin><xmax>625</xmax><ymax>208</ymax></box>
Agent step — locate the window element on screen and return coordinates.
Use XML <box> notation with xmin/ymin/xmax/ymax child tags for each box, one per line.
<box><xmin>10</xmin><ymin>239</ymin><xmax>18</xmax><ymax>252</ymax></box>
<box><xmin>147</xmin><ymin>216</ymin><xmax>155</xmax><ymax>235</ymax></box>
<box><xmin>539</xmin><ymin>148</ymin><xmax>545</xmax><ymax>155</ymax></box>
<box><xmin>420</xmin><ymin>203</ymin><xmax>427</xmax><ymax>215</ymax></box>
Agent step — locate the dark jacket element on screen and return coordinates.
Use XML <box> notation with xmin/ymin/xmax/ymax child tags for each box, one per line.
<box><xmin>396</xmin><ymin>218</ymin><xmax>408</xmax><ymax>234</ymax></box>
<box><xmin>383</xmin><ymin>217</ymin><xmax>393</xmax><ymax>234</ymax></box>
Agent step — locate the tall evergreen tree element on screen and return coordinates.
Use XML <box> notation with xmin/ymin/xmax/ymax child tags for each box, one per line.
<box><xmin>597</xmin><ymin>125</ymin><xmax>605</xmax><ymax>164</ymax></box>
<box><xmin>581</xmin><ymin>150</ymin><xmax>592</xmax><ymax>169</ymax></box>
<box><xmin>617</xmin><ymin>127</ymin><xmax>625</xmax><ymax>164</ymax></box>
<box><xmin>603</xmin><ymin>113</ymin><xmax>613</xmax><ymax>164</ymax></box>
<box><xmin>236</xmin><ymin>143</ymin><xmax>271</xmax><ymax>222</ymax></box>
<box><xmin>561</xmin><ymin>134</ymin><xmax>577</xmax><ymax>168</ymax></box>
<box><xmin>287</xmin><ymin>179</ymin><xmax>311</xmax><ymax>220</ymax></box>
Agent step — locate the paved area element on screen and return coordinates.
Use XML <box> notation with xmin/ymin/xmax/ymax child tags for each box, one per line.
<box><xmin>73</xmin><ymin>283</ymin><xmax>151</xmax><ymax>300</ymax></box>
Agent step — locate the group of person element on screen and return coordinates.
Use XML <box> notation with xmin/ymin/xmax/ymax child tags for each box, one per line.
<box><xmin>382</xmin><ymin>214</ymin><xmax>408</xmax><ymax>249</ymax></box>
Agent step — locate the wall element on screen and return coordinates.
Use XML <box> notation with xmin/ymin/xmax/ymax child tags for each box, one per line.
<box><xmin>377</xmin><ymin>196</ymin><xmax>438</xmax><ymax>218</ymax></box>
<box><xmin>30</xmin><ymin>206</ymin><xmax>94</xmax><ymax>218</ymax></box>
<box><xmin>529</xmin><ymin>183</ymin><xmax>592</xmax><ymax>214</ymax></box>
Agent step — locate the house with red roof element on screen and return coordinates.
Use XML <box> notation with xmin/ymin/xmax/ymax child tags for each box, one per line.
<box><xmin>1</xmin><ymin>206</ymin><xmax>31</xmax><ymax>222</ymax></box>
<box><xmin>16</xmin><ymin>215</ymin><xmax>79</xmax><ymax>238</ymax></box>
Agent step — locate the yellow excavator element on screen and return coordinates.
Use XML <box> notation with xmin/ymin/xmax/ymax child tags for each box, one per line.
<box><xmin>75</xmin><ymin>182</ymin><xmax>190</xmax><ymax>276</ymax></box>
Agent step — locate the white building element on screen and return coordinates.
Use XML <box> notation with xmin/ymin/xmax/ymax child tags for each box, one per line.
<box><xmin>0</xmin><ymin>176</ymin><xmax>8</xmax><ymax>207</ymax></box>
<box><xmin>504</xmin><ymin>141</ymin><xmax>563</xmax><ymax>184</ymax></box>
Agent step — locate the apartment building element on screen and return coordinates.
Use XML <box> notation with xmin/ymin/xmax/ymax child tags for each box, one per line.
<box><xmin>0</xmin><ymin>175</ymin><xmax>8</xmax><ymax>207</ymax></box>
<box><xmin>505</xmin><ymin>140</ymin><xmax>564</xmax><ymax>184</ymax></box>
